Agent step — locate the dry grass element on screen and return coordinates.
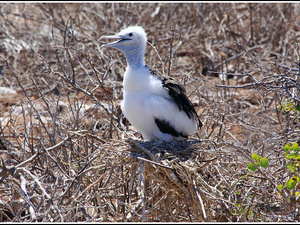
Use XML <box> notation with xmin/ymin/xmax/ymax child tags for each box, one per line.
<box><xmin>0</xmin><ymin>2</ymin><xmax>300</xmax><ymax>222</ymax></box>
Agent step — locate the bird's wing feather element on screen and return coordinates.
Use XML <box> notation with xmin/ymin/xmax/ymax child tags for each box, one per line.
<box><xmin>154</xmin><ymin>117</ymin><xmax>188</xmax><ymax>138</ymax></box>
<box><xmin>144</xmin><ymin>95</ymin><xmax>194</xmax><ymax>138</ymax></box>
<box><xmin>149</xmin><ymin>68</ymin><xmax>202</xmax><ymax>129</ymax></box>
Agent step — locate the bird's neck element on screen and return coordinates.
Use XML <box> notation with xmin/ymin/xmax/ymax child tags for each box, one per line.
<box><xmin>123</xmin><ymin>46</ymin><xmax>145</xmax><ymax>68</ymax></box>
<box><xmin>121</xmin><ymin>45</ymin><xmax>149</xmax><ymax>92</ymax></box>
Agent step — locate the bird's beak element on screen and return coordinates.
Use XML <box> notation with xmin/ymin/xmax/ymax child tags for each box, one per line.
<box><xmin>100</xmin><ymin>34</ymin><xmax>131</xmax><ymax>48</ymax></box>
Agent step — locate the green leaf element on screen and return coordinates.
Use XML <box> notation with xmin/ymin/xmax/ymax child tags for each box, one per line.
<box><xmin>248</xmin><ymin>162</ymin><xmax>257</xmax><ymax>172</ymax></box>
<box><xmin>278</xmin><ymin>184</ymin><xmax>284</xmax><ymax>190</ymax></box>
<box><xmin>286</xmin><ymin>178</ymin><xmax>297</xmax><ymax>190</ymax></box>
<box><xmin>260</xmin><ymin>157</ymin><xmax>268</xmax><ymax>168</ymax></box>
<box><xmin>287</xmin><ymin>163</ymin><xmax>296</xmax><ymax>172</ymax></box>
<box><xmin>251</xmin><ymin>153</ymin><xmax>261</xmax><ymax>162</ymax></box>
<box><xmin>287</xmin><ymin>153</ymin><xmax>297</xmax><ymax>159</ymax></box>
<box><xmin>291</xmin><ymin>142</ymin><xmax>299</xmax><ymax>151</ymax></box>
<box><xmin>284</xmin><ymin>143</ymin><xmax>291</xmax><ymax>152</ymax></box>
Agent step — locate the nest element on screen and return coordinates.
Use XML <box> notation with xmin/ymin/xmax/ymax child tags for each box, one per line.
<box><xmin>0</xmin><ymin>132</ymin><xmax>217</xmax><ymax>222</ymax></box>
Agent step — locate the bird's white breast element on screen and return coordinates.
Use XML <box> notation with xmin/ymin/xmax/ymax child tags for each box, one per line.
<box><xmin>121</xmin><ymin>66</ymin><xmax>166</xmax><ymax>140</ymax></box>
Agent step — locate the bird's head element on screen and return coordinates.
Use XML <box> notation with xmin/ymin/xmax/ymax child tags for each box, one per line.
<box><xmin>100</xmin><ymin>26</ymin><xmax>147</xmax><ymax>53</ymax></box>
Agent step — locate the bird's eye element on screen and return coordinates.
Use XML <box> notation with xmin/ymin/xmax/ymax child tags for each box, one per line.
<box><xmin>129</xmin><ymin>33</ymin><xmax>133</xmax><ymax>36</ymax></box>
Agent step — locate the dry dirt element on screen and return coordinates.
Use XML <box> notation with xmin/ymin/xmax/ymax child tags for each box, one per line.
<box><xmin>0</xmin><ymin>2</ymin><xmax>300</xmax><ymax>222</ymax></box>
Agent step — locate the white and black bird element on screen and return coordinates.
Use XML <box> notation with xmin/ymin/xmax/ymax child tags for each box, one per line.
<box><xmin>100</xmin><ymin>26</ymin><xmax>202</xmax><ymax>142</ymax></box>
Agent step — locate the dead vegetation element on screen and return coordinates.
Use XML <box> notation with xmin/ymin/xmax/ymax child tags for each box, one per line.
<box><xmin>0</xmin><ymin>2</ymin><xmax>300</xmax><ymax>222</ymax></box>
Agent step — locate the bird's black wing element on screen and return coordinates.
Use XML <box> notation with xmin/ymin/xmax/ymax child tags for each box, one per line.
<box><xmin>149</xmin><ymin>67</ymin><xmax>202</xmax><ymax>129</ymax></box>
<box><xmin>154</xmin><ymin>118</ymin><xmax>188</xmax><ymax>138</ymax></box>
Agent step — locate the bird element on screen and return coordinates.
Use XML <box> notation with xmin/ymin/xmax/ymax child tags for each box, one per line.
<box><xmin>100</xmin><ymin>26</ymin><xmax>202</xmax><ymax>142</ymax></box>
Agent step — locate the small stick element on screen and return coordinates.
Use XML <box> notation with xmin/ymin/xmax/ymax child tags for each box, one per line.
<box><xmin>125</xmin><ymin>153</ymin><xmax>173</xmax><ymax>170</ymax></box>
<box><xmin>193</xmin><ymin>178</ymin><xmax>207</xmax><ymax>220</ymax></box>
<box><xmin>140</xmin><ymin>161</ymin><xmax>146</xmax><ymax>221</ymax></box>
